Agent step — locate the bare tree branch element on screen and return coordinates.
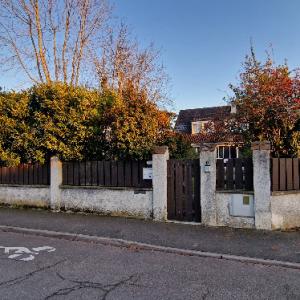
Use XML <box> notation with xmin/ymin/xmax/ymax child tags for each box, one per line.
<box><xmin>33</xmin><ymin>0</ymin><xmax>51</xmax><ymax>83</ymax></box>
<box><xmin>0</xmin><ymin>0</ymin><xmax>169</xmax><ymax>105</ymax></box>
<box><xmin>0</xmin><ymin>0</ymin><xmax>111</xmax><ymax>86</ymax></box>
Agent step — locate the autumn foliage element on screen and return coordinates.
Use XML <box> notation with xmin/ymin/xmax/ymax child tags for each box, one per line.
<box><xmin>229</xmin><ymin>50</ymin><xmax>300</xmax><ymax>157</ymax></box>
<box><xmin>0</xmin><ymin>83</ymin><xmax>175</xmax><ymax>165</ymax></box>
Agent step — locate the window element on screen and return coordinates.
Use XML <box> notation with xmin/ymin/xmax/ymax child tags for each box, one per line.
<box><xmin>191</xmin><ymin>121</ymin><xmax>209</xmax><ymax>134</ymax></box>
<box><xmin>217</xmin><ymin>145</ymin><xmax>239</xmax><ymax>159</ymax></box>
<box><xmin>191</xmin><ymin>122</ymin><xmax>201</xmax><ymax>134</ymax></box>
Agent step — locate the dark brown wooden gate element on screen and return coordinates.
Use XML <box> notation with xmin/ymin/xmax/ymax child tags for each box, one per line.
<box><xmin>167</xmin><ymin>159</ymin><xmax>201</xmax><ymax>222</ymax></box>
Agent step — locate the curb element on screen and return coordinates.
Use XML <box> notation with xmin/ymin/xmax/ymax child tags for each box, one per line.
<box><xmin>1</xmin><ymin>225</ymin><xmax>300</xmax><ymax>270</ymax></box>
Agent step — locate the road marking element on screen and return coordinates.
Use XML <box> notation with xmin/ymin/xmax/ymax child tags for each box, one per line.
<box><xmin>0</xmin><ymin>246</ymin><xmax>56</xmax><ymax>261</ymax></box>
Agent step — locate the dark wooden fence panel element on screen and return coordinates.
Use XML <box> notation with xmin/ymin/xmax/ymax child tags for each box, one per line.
<box><xmin>279</xmin><ymin>159</ymin><xmax>286</xmax><ymax>191</ymax></box>
<box><xmin>244</xmin><ymin>159</ymin><xmax>254</xmax><ymax>191</ymax></box>
<box><xmin>226</xmin><ymin>159</ymin><xmax>234</xmax><ymax>190</ymax></box>
<box><xmin>216</xmin><ymin>158</ymin><xmax>253</xmax><ymax>191</ymax></box>
<box><xmin>167</xmin><ymin>159</ymin><xmax>201</xmax><ymax>222</ymax></box>
<box><xmin>62</xmin><ymin>160</ymin><xmax>152</xmax><ymax>188</ymax></box>
<box><xmin>271</xmin><ymin>158</ymin><xmax>300</xmax><ymax>191</ymax></box>
<box><xmin>0</xmin><ymin>163</ymin><xmax>50</xmax><ymax>185</ymax></box>
<box><xmin>293</xmin><ymin>159</ymin><xmax>300</xmax><ymax>190</ymax></box>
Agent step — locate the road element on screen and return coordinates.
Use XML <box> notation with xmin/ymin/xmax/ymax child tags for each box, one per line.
<box><xmin>0</xmin><ymin>231</ymin><xmax>299</xmax><ymax>300</ymax></box>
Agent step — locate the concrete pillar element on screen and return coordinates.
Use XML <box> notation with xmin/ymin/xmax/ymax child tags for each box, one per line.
<box><xmin>200</xmin><ymin>143</ymin><xmax>217</xmax><ymax>226</ymax></box>
<box><xmin>252</xmin><ymin>141</ymin><xmax>272</xmax><ymax>230</ymax></box>
<box><xmin>50</xmin><ymin>156</ymin><xmax>63</xmax><ymax>210</ymax></box>
<box><xmin>152</xmin><ymin>146</ymin><xmax>169</xmax><ymax>221</ymax></box>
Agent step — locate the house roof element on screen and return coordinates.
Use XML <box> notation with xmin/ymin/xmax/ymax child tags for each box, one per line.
<box><xmin>186</xmin><ymin>132</ymin><xmax>243</xmax><ymax>144</ymax></box>
<box><xmin>175</xmin><ymin>105</ymin><xmax>232</xmax><ymax>133</ymax></box>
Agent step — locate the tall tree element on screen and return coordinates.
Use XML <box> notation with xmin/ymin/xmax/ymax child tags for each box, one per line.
<box><xmin>0</xmin><ymin>88</ymin><xmax>35</xmax><ymax>165</ymax></box>
<box><xmin>0</xmin><ymin>82</ymin><xmax>174</xmax><ymax>164</ymax></box>
<box><xmin>229</xmin><ymin>49</ymin><xmax>300</xmax><ymax>157</ymax></box>
<box><xmin>0</xmin><ymin>1</ymin><xmax>169</xmax><ymax>106</ymax></box>
<box><xmin>90</xmin><ymin>82</ymin><xmax>172</xmax><ymax>160</ymax></box>
<box><xmin>27</xmin><ymin>83</ymin><xmax>101</xmax><ymax>161</ymax></box>
<box><xmin>93</xmin><ymin>24</ymin><xmax>169</xmax><ymax>104</ymax></box>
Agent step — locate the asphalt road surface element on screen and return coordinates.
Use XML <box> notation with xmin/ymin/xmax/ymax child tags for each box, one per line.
<box><xmin>0</xmin><ymin>231</ymin><xmax>299</xmax><ymax>300</ymax></box>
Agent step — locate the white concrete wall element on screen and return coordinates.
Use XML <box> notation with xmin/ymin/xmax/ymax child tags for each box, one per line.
<box><xmin>152</xmin><ymin>146</ymin><xmax>169</xmax><ymax>221</ymax></box>
<box><xmin>50</xmin><ymin>156</ymin><xmax>62</xmax><ymax>210</ymax></box>
<box><xmin>0</xmin><ymin>185</ymin><xmax>50</xmax><ymax>207</ymax></box>
<box><xmin>61</xmin><ymin>186</ymin><xmax>153</xmax><ymax>219</ymax></box>
<box><xmin>216</xmin><ymin>192</ymin><xmax>255</xmax><ymax>229</ymax></box>
<box><xmin>252</xmin><ymin>142</ymin><xmax>272</xmax><ymax>230</ymax></box>
<box><xmin>271</xmin><ymin>192</ymin><xmax>300</xmax><ymax>230</ymax></box>
<box><xmin>200</xmin><ymin>144</ymin><xmax>217</xmax><ymax>226</ymax></box>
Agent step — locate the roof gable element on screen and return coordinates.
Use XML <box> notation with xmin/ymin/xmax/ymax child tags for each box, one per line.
<box><xmin>175</xmin><ymin>106</ymin><xmax>232</xmax><ymax>133</ymax></box>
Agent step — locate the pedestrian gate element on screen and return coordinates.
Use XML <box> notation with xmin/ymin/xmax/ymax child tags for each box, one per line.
<box><xmin>167</xmin><ymin>159</ymin><xmax>201</xmax><ymax>222</ymax></box>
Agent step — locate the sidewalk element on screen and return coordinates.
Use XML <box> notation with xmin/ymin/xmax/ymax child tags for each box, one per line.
<box><xmin>0</xmin><ymin>207</ymin><xmax>299</xmax><ymax>263</ymax></box>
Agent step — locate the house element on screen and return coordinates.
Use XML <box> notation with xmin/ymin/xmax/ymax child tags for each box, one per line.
<box><xmin>175</xmin><ymin>105</ymin><xmax>240</xmax><ymax>159</ymax></box>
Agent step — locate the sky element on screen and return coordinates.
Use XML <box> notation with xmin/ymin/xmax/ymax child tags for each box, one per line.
<box><xmin>113</xmin><ymin>0</ymin><xmax>300</xmax><ymax>111</ymax></box>
<box><xmin>2</xmin><ymin>1</ymin><xmax>300</xmax><ymax>112</ymax></box>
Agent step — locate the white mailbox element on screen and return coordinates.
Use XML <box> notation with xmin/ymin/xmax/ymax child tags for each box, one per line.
<box><xmin>143</xmin><ymin>168</ymin><xmax>153</xmax><ymax>180</ymax></box>
<box><xmin>229</xmin><ymin>194</ymin><xmax>254</xmax><ymax>217</ymax></box>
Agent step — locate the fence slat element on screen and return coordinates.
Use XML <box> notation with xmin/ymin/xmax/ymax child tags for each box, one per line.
<box><xmin>85</xmin><ymin>161</ymin><xmax>92</xmax><ymax>186</ymax></box>
<box><xmin>286</xmin><ymin>159</ymin><xmax>293</xmax><ymax>190</ymax></box>
<box><xmin>97</xmin><ymin>161</ymin><xmax>104</xmax><ymax>186</ymax></box>
<box><xmin>181</xmin><ymin>162</ymin><xmax>187</xmax><ymax>219</ymax></box>
<box><xmin>216</xmin><ymin>160</ymin><xmax>225</xmax><ymax>190</ymax></box>
<box><xmin>62</xmin><ymin>163</ymin><xmax>68</xmax><ymax>185</ymax></box>
<box><xmin>175</xmin><ymin>161</ymin><xmax>183</xmax><ymax>220</ymax></box>
<box><xmin>279</xmin><ymin>159</ymin><xmax>287</xmax><ymax>191</ymax></box>
<box><xmin>20</xmin><ymin>164</ymin><xmax>25</xmax><ymax>185</ymax></box>
<box><xmin>124</xmin><ymin>161</ymin><xmax>132</xmax><ymax>187</ymax></box>
<box><xmin>272</xmin><ymin>158</ymin><xmax>279</xmax><ymax>191</ymax></box>
<box><xmin>37</xmin><ymin>164</ymin><xmax>42</xmax><ymax>185</ymax></box>
<box><xmin>167</xmin><ymin>161</ymin><xmax>175</xmax><ymax>219</ymax></box>
<box><xmin>193</xmin><ymin>160</ymin><xmax>201</xmax><ymax>222</ymax></box>
<box><xmin>68</xmin><ymin>162</ymin><xmax>75</xmax><ymax>185</ymax></box>
<box><xmin>4</xmin><ymin>167</ymin><xmax>8</xmax><ymax>184</ymax></box>
<box><xmin>10</xmin><ymin>167</ymin><xmax>16</xmax><ymax>184</ymax></box>
<box><xmin>185</xmin><ymin>162</ymin><xmax>193</xmax><ymax>221</ymax></box>
<box><xmin>244</xmin><ymin>158</ymin><xmax>253</xmax><ymax>191</ymax></box>
<box><xmin>235</xmin><ymin>159</ymin><xmax>243</xmax><ymax>190</ymax></box>
<box><xmin>72</xmin><ymin>162</ymin><xmax>79</xmax><ymax>186</ymax></box>
<box><xmin>226</xmin><ymin>160</ymin><xmax>234</xmax><ymax>190</ymax></box>
<box><xmin>33</xmin><ymin>164</ymin><xmax>39</xmax><ymax>185</ymax></box>
<box><xmin>4</xmin><ymin>167</ymin><xmax>9</xmax><ymax>184</ymax></box>
<box><xmin>111</xmin><ymin>161</ymin><xmax>118</xmax><ymax>187</ymax></box>
<box><xmin>2</xmin><ymin>167</ymin><xmax>6</xmax><ymax>184</ymax></box>
<box><xmin>23</xmin><ymin>164</ymin><xmax>29</xmax><ymax>185</ymax></box>
<box><xmin>117</xmin><ymin>161</ymin><xmax>124</xmax><ymax>187</ymax></box>
<box><xmin>91</xmin><ymin>161</ymin><xmax>98</xmax><ymax>186</ymax></box>
<box><xmin>104</xmin><ymin>161</ymin><xmax>111</xmax><ymax>186</ymax></box>
<box><xmin>28</xmin><ymin>165</ymin><xmax>34</xmax><ymax>185</ymax></box>
<box><xmin>138</xmin><ymin>161</ymin><xmax>143</xmax><ymax>187</ymax></box>
<box><xmin>131</xmin><ymin>161</ymin><xmax>139</xmax><ymax>187</ymax></box>
<box><xmin>44</xmin><ymin>164</ymin><xmax>50</xmax><ymax>185</ymax></box>
<box><xmin>293</xmin><ymin>158</ymin><xmax>300</xmax><ymax>190</ymax></box>
<box><xmin>79</xmin><ymin>162</ymin><xmax>86</xmax><ymax>186</ymax></box>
